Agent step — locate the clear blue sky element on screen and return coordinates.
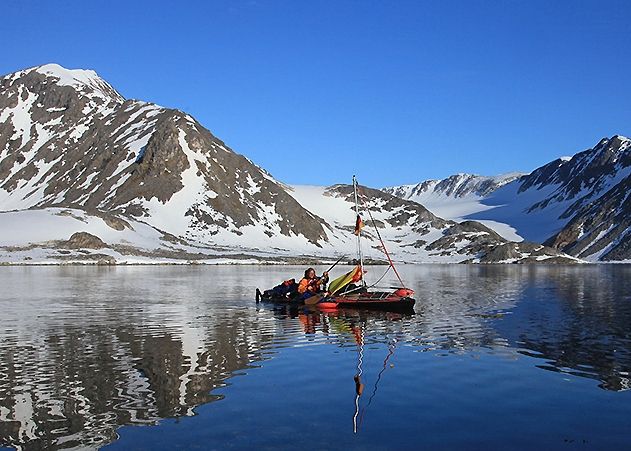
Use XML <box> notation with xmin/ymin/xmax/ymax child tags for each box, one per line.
<box><xmin>2</xmin><ymin>0</ymin><xmax>630</xmax><ymax>186</ymax></box>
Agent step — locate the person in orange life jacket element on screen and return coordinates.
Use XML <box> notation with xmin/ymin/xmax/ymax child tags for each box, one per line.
<box><xmin>297</xmin><ymin>267</ymin><xmax>329</xmax><ymax>300</ymax></box>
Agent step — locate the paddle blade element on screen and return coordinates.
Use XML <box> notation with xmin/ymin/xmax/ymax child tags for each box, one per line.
<box><xmin>304</xmin><ymin>294</ymin><xmax>325</xmax><ymax>305</ymax></box>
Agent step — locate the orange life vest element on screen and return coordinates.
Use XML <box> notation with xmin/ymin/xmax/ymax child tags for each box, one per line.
<box><xmin>298</xmin><ymin>277</ymin><xmax>320</xmax><ymax>294</ymax></box>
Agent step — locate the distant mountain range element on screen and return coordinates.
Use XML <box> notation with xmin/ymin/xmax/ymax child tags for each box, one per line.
<box><xmin>385</xmin><ymin>135</ymin><xmax>631</xmax><ymax>261</ymax></box>
<box><xmin>0</xmin><ymin>64</ymin><xmax>627</xmax><ymax>264</ymax></box>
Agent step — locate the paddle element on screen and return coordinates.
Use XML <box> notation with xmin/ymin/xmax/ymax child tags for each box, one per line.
<box><xmin>325</xmin><ymin>255</ymin><xmax>346</xmax><ymax>273</ymax></box>
<box><xmin>304</xmin><ymin>293</ymin><xmax>327</xmax><ymax>305</ymax></box>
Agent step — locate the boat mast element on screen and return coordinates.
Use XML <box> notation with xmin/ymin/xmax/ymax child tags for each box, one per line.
<box><xmin>353</xmin><ymin>175</ymin><xmax>365</xmax><ymax>286</ymax></box>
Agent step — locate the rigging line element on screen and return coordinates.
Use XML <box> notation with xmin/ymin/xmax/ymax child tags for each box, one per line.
<box><xmin>356</xmin><ymin>187</ymin><xmax>406</xmax><ymax>288</ymax></box>
<box><xmin>367</xmin><ymin>265</ymin><xmax>391</xmax><ymax>289</ymax></box>
<box><xmin>341</xmin><ymin>267</ymin><xmax>390</xmax><ymax>294</ymax></box>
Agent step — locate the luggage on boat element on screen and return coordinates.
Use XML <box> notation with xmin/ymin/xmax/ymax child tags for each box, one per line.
<box><xmin>258</xmin><ymin>279</ymin><xmax>298</xmax><ymax>301</ymax></box>
<box><xmin>272</xmin><ymin>279</ymin><xmax>298</xmax><ymax>297</ymax></box>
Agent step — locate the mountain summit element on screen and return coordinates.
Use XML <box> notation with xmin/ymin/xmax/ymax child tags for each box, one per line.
<box><xmin>33</xmin><ymin>63</ymin><xmax>124</xmax><ymax>101</ymax></box>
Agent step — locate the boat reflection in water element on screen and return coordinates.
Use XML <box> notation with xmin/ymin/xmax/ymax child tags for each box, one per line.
<box><xmin>272</xmin><ymin>306</ymin><xmax>410</xmax><ymax>434</ymax></box>
<box><xmin>341</xmin><ymin>315</ymin><xmax>399</xmax><ymax>435</ymax></box>
<box><xmin>0</xmin><ymin>265</ymin><xmax>630</xmax><ymax>449</ymax></box>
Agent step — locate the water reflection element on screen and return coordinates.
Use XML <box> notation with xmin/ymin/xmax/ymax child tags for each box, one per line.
<box><xmin>0</xmin><ymin>311</ymin><xmax>277</xmax><ymax>449</ymax></box>
<box><xmin>0</xmin><ymin>265</ymin><xmax>630</xmax><ymax>449</ymax></box>
<box><xmin>493</xmin><ymin>266</ymin><xmax>631</xmax><ymax>391</ymax></box>
<box><xmin>265</xmin><ymin>306</ymin><xmax>411</xmax><ymax>434</ymax></box>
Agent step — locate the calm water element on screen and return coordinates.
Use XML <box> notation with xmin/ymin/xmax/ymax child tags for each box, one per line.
<box><xmin>0</xmin><ymin>265</ymin><xmax>630</xmax><ymax>450</ymax></box>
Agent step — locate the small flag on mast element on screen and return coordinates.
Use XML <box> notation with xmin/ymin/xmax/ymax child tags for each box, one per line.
<box><xmin>354</xmin><ymin>215</ymin><xmax>364</xmax><ymax>236</ymax></box>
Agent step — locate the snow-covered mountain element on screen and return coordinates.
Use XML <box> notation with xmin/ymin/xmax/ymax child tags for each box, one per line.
<box><xmin>0</xmin><ymin>64</ymin><xmax>581</xmax><ymax>264</ymax></box>
<box><xmin>383</xmin><ymin>173</ymin><xmax>525</xmax><ymax>241</ymax></box>
<box><xmin>0</xmin><ymin>64</ymin><xmax>328</xmax><ymax>258</ymax></box>
<box><xmin>385</xmin><ymin>172</ymin><xmax>523</xmax><ymax>200</ymax></box>
<box><xmin>386</xmin><ymin>136</ymin><xmax>631</xmax><ymax>261</ymax></box>
<box><xmin>537</xmin><ymin>136</ymin><xmax>631</xmax><ymax>261</ymax></box>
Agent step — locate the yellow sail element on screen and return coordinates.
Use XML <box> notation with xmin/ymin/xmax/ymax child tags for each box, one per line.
<box><xmin>328</xmin><ymin>265</ymin><xmax>362</xmax><ymax>295</ymax></box>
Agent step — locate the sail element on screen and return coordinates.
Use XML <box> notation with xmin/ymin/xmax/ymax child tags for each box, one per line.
<box><xmin>329</xmin><ymin>265</ymin><xmax>363</xmax><ymax>295</ymax></box>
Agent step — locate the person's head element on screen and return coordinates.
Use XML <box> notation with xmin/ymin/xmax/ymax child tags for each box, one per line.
<box><xmin>305</xmin><ymin>268</ymin><xmax>316</xmax><ymax>279</ymax></box>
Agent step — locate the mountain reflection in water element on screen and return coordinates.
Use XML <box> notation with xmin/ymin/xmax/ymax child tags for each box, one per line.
<box><xmin>0</xmin><ymin>265</ymin><xmax>630</xmax><ymax>450</ymax></box>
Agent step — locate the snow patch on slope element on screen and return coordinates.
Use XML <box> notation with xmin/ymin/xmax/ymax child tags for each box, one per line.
<box><xmin>0</xmin><ymin>208</ymin><xmax>160</xmax><ymax>249</ymax></box>
<box><xmin>384</xmin><ymin>173</ymin><xmax>526</xmax><ymax>241</ymax></box>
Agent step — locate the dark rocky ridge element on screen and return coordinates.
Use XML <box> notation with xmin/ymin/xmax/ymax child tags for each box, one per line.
<box><xmin>519</xmin><ymin>136</ymin><xmax>631</xmax><ymax>218</ymax></box>
<box><xmin>545</xmin><ymin>173</ymin><xmax>631</xmax><ymax>261</ymax></box>
<box><xmin>524</xmin><ymin>136</ymin><xmax>631</xmax><ymax>260</ymax></box>
<box><xmin>0</xmin><ymin>65</ymin><xmax>328</xmax><ymax>246</ymax></box>
<box><xmin>386</xmin><ymin>135</ymin><xmax>631</xmax><ymax>261</ymax></box>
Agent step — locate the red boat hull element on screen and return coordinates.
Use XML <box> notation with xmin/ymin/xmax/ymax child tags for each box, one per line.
<box><xmin>320</xmin><ymin>290</ymin><xmax>415</xmax><ymax>312</ymax></box>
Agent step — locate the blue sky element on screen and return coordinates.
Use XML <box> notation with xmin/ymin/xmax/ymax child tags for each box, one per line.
<box><xmin>2</xmin><ymin>0</ymin><xmax>630</xmax><ymax>186</ymax></box>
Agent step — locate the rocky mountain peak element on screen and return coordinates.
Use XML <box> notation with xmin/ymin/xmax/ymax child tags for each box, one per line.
<box><xmin>595</xmin><ymin>135</ymin><xmax>631</xmax><ymax>162</ymax></box>
<box><xmin>594</xmin><ymin>135</ymin><xmax>629</xmax><ymax>151</ymax></box>
<box><xmin>518</xmin><ymin>135</ymin><xmax>631</xmax><ymax>203</ymax></box>
<box><xmin>0</xmin><ymin>63</ymin><xmax>332</xmax><ymax>252</ymax></box>
<box><xmin>21</xmin><ymin>63</ymin><xmax>124</xmax><ymax>103</ymax></box>
<box><xmin>384</xmin><ymin>172</ymin><xmax>524</xmax><ymax>201</ymax></box>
